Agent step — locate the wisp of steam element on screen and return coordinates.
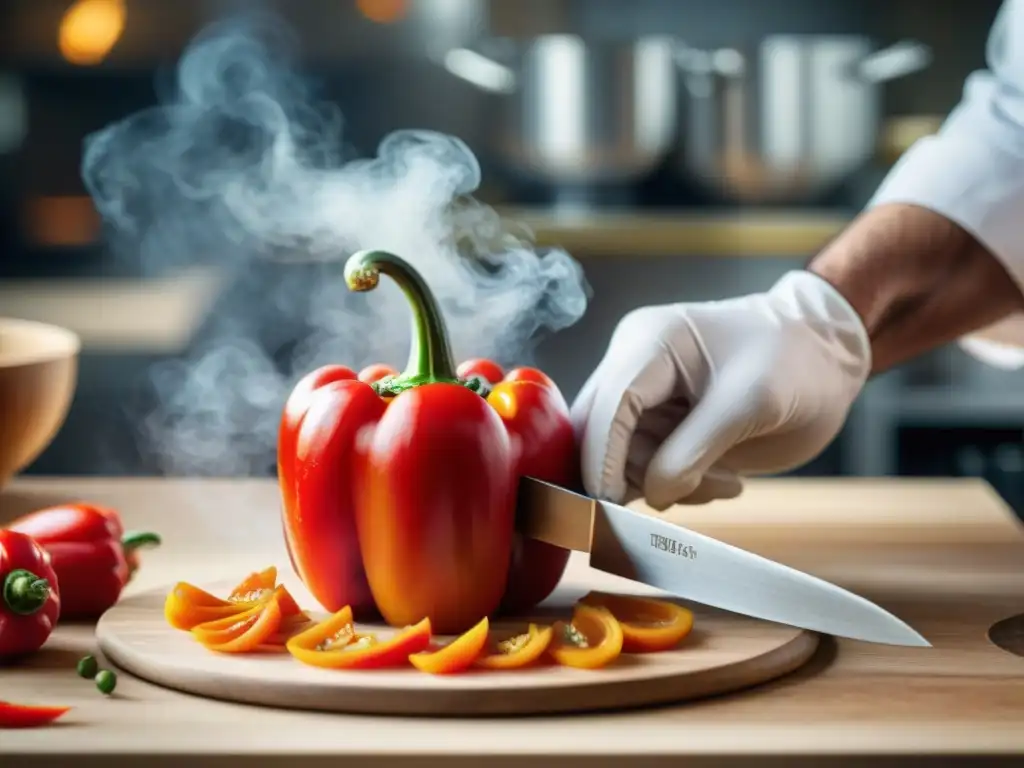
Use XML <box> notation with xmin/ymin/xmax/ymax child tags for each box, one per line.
<box><xmin>81</xmin><ymin>14</ymin><xmax>590</xmax><ymax>476</ymax></box>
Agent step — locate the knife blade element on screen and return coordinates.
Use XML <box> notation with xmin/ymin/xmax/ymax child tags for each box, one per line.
<box><xmin>515</xmin><ymin>477</ymin><xmax>930</xmax><ymax>647</ymax></box>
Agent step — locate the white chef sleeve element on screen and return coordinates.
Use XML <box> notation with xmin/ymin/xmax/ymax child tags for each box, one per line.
<box><xmin>868</xmin><ymin>0</ymin><xmax>1024</xmax><ymax>368</ymax></box>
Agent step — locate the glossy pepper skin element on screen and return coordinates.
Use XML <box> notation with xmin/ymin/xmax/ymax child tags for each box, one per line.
<box><xmin>0</xmin><ymin>530</ymin><xmax>61</xmax><ymax>661</ymax></box>
<box><xmin>8</xmin><ymin>503</ymin><xmax>160</xmax><ymax>619</ymax></box>
<box><xmin>482</xmin><ymin>368</ymin><xmax>579</xmax><ymax>613</ymax></box>
<box><xmin>279</xmin><ymin>249</ymin><xmax>524</xmax><ymax>634</ymax></box>
<box><xmin>276</xmin><ymin>249</ymin><xmax>577</xmax><ymax>634</ymax></box>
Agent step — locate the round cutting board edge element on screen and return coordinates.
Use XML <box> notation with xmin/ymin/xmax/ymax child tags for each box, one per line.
<box><xmin>96</xmin><ymin>582</ymin><xmax>821</xmax><ymax>717</ymax></box>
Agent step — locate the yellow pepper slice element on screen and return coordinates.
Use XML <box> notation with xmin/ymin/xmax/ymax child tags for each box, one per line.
<box><xmin>579</xmin><ymin>591</ymin><xmax>694</xmax><ymax>652</ymax></box>
<box><xmin>548</xmin><ymin>604</ymin><xmax>623</xmax><ymax>670</ymax></box>
<box><xmin>409</xmin><ymin>617</ymin><xmax>489</xmax><ymax>674</ymax></box>
<box><xmin>286</xmin><ymin>607</ymin><xmax>432</xmax><ymax>669</ymax></box>
<box><xmin>474</xmin><ymin>623</ymin><xmax>552</xmax><ymax>670</ymax></box>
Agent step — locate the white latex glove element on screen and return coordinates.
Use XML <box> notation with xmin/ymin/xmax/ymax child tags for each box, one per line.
<box><xmin>570</xmin><ymin>270</ymin><xmax>872</xmax><ymax>510</ymax></box>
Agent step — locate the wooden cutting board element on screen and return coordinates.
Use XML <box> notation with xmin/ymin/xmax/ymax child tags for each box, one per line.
<box><xmin>95</xmin><ymin>567</ymin><xmax>819</xmax><ymax>717</ymax></box>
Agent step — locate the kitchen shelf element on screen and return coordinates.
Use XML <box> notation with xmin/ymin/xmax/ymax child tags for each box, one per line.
<box><xmin>0</xmin><ymin>267</ymin><xmax>225</xmax><ymax>353</ymax></box>
<box><xmin>497</xmin><ymin>206</ymin><xmax>853</xmax><ymax>258</ymax></box>
<box><xmin>874</xmin><ymin>388</ymin><xmax>1024</xmax><ymax>424</ymax></box>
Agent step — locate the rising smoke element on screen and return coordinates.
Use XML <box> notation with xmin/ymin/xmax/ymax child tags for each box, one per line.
<box><xmin>81</xmin><ymin>13</ymin><xmax>589</xmax><ymax>476</ymax></box>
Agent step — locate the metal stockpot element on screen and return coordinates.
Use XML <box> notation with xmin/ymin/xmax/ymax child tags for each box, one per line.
<box><xmin>439</xmin><ymin>35</ymin><xmax>679</xmax><ymax>191</ymax></box>
<box><xmin>676</xmin><ymin>37</ymin><xmax>932</xmax><ymax>204</ymax></box>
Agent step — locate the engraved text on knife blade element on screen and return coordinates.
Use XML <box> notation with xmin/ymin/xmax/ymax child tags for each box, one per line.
<box><xmin>649</xmin><ymin>533</ymin><xmax>698</xmax><ymax>560</ymax></box>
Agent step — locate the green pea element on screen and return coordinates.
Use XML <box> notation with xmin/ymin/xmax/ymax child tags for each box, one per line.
<box><xmin>77</xmin><ymin>655</ymin><xmax>99</xmax><ymax>679</ymax></box>
<box><xmin>95</xmin><ymin>669</ymin><xmax>117</xmax><ymax>695</ymax></box>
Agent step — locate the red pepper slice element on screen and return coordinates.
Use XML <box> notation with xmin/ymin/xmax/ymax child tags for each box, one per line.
<box><xmin>0</xmin><ymin>700</ymin><xmax>70</xmax><ymax>729</ymax></box>
<box><xmin>474</xmin><ymin>623</ymin><xmax>553</xmax><ymax>670</ymax></box>
<box><xmin>579</xmin><ymin>592</ymin><xmax>694</xmax><ymax>653</ymax></box>
<box><xmin>409</xmin><ymin>617</ymin><xmax>489</xmax><ymax>674</ymax></box>
<box><xmin>0</xmin><ymin>530</ymin><xmax>61</xmax><ymax>660</ymax></box>
<box><xmin>549</xmin><ymin>605</ymin><xmax>624</xmax><ymax>670</ymax></box>
<box><xmin>7</xmin><ymin>502</ymin><xmax>161</xmax><ymax>619</ymax></box>
<box><xmin>287</xmin><ymin>606</ymin><xmax>432</xmax><ymax>669</ymax></box>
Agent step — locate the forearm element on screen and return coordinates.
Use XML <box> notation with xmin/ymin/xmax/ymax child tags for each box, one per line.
<box><xmin>807</xmin><ymin>203</ymin><xmax>1024</xmax><ymax>374</ymax></box>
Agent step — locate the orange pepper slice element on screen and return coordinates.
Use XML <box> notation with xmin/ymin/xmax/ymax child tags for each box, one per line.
<box><xmin>579</xmin><ymin>591</ymin><xmax>694</xmax><ymax>653</ymax></box>
<box><xmin>287</xmin><ymin>607</ymin><xmax>432</xmax><ymax>669</ymax></box>
<box><xmin>269</xmin><ymin>586</ymin><xmax>308</xmax><ymax>622</ymax></box>
<box><xmin>474</xmin><ymin>623</ymin><xmax>552</xmax><ymax>670</ymax></box>
<box><xmin>409</xmin><ymin>617</ymin><xmax>489</xmax><ymax>674</ymax></box>
<box><xmin>164</xmin><ymin>567</ymin><xmax>310</xmax><ymax>633</ymax></box>
<box><xmin>548</xmin><ymin>604</ymin><xmax>623</xmax><ymax>670</ymax></box>
<box><xmin>228</xmin><ymin>566</ymin><xmax>278</xmax><ymax>602</ymax></box>
<box><xmin>164</xmin><ymin>582</ymin><xmax>249</xmax><ymax>630</ymax></box>
<box><xmin>259</xmin><ymin>613</ymin><xmax>315</xmax><ymax>651</ymax></box>
<box><xmin>191</xmin><ymin>589</ymin><xmax>284</xmax><ymax>653</ymax></box>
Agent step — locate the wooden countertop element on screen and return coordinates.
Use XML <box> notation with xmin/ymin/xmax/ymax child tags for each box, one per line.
<box><xmin>2</xmin><ymin>476</ymin><xmax>1024</xmax><ymax>767</ymax></box>
<box><xmin>498</xmin><ymin>207</ymin><xmax>852</xmax><ymax>258</ymax></box>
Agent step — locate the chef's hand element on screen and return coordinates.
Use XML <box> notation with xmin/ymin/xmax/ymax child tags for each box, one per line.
<box><xmin>570</xmin><ymin>270</ymin><xmax>872</xmax><ymax>510</ymax></box>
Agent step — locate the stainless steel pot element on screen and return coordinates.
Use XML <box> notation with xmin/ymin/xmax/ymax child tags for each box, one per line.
<box><xmin>676</xmin><ymin>37</ymin><xmax>932</xmax><ymax>204</ymax></box>
<box><xmin>438</xmin><ymin>36</ymin><xmax>679</xmax><ymax>192</ymax></box>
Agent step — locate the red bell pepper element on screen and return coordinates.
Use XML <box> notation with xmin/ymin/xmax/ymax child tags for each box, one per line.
<box><xmin>8</xmin><ymin>503</ymin><xmax>160</xmax><ymax>619</ymax></box>
<box><xmin>0</xmin><ymin>530</ymin><xmax>61</xmax><ymax>660</ymax></box>
<box><xmin>483</xmin><ymin>368</ymin><xmax>579</xmax><ymax>613</ymax></box>
<box><xmin>278</xmin><ymin>250</ymin><xmax>578</xmax><ymax>634</ymax></box>
<box><xmin>457</xmin><ymin>356</ymin><xmax>579</xmax><ymax>612</ymax></box>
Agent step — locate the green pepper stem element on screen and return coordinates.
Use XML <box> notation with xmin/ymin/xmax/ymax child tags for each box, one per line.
<box><xmin>121</xmin><ymin>531</ymin><xmax>162</xmax><ymax>555</ymax></box>
<box><xmin>344</xmin><ymin>250</ymin><xmax>459</xmax><ymax>387</ymax></box>
<box><xmin>2</xmin><ymin>568</ymin><xmax>51</xmax><ymax>616</ymax></box>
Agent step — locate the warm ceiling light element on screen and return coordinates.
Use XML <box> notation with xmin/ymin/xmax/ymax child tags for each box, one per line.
<box><xmin>58</xmin><ymin>0</ymin><xmax>127</xmax><ymax>66</ymax></box>
<box><xmin>356</xmin><ymin>0</ymin><xmax>408</xmax><ymax>24</ymax></box>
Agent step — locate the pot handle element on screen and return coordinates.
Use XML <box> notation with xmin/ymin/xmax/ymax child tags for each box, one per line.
<box><xmin>854</xmin><ymin>40</ymin><xmax>932</xmax><ymax>83</ymax></box>
<box><xmin>433</xmin><ymin>40</ymin><xmax>517</xmax><ymax>95</ymax></box>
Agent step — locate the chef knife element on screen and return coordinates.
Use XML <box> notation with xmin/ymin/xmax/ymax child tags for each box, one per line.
<box><xmin>515</xmin><ymin>477</ymin><xmax>930</xmax><ymax>647</ymax></box>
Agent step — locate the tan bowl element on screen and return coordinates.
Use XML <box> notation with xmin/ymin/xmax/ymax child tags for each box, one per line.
<box><xmin>0</xmin><ymin>317</ymin><xmax>80</xmax><ymax>489</ymax></box>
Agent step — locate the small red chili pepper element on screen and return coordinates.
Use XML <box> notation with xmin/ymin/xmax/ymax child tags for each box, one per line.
<box><xmin>0</xmin><ymin>530</ymin><xmax>61</xmax><ymax>660</ymax></box>
<box><xmin>8</xmin><ymin>502</ymin><xmax>160</xmax><ymax>619</ymax></box>
<box><xmin>0</xmin><ymin>700</ymin><xmax>70</xmax><ymax>728</ymax></box>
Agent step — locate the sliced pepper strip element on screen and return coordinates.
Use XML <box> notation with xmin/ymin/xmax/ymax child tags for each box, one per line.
<box><xmin>579</xmin><ymin>591</ymin><xmax>694</xmax><ymax>653</ymax></box>
<box><xmin>192</xmin><ymin>593</ymin><xmax>283</xmax><ymax>653</ymax></box>
<box><xmin>409</xmin><ymin>617</ymin><xmax>489</xmax><ymax>674</ymax></box>
<box><xmin>165</xmin><ymin>571</ymin><xmax>308</xmax><ymax>632</ymax></box>
<box><xmin>259</xmin><ymin>613</ymin><xmax>315</xmax><ymax>651</ymax></box>
<box><xmin>287</xmin><ymin>607</ymin><xmax>431</xmax><ymax>669</ymax></box>
<box><xmin>228</xmin><ymin>566</ymin><xmax>278</xmax><ymax>602</ymax></box>
<box><xmin>474</xmin><ymin>623</ymin><xmax>552</xmax><ymax>670</ymax></box>
<box><xmin>549</xmin><ymin>604</ymin><xmax>624</xmax><ymax>670</ymax></box>
<box><xmin>0</xmin><ymin>700</ymin><xmax>70</xmax><ymax>729</ymax></box>
<box><xmin>164</xmin><ymin>582</ymin><xmax>249</xmax><ymax>630</ymax></box>
<box><xmin>190</xmin><ymin>602</ymin><xmax>267</xmax><ymax>645</ymax></box>
<box><xmin>269</xmin><ymin>585</ymin><xmax>308</xmax><ymax>621</ymax></box>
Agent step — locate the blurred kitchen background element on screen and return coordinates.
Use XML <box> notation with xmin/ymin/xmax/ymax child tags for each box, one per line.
<box><xmin>4</xmin><ymin>0</ymin><xmax>1024</xmax><ymax>511</ymax></box>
